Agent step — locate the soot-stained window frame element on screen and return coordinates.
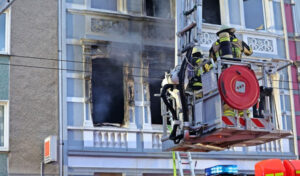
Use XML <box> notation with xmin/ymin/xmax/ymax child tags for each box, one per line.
<box><xmin>90</xmin><ymin>56</ymin><xmax>125</xmax><ymax>126</ymax></box>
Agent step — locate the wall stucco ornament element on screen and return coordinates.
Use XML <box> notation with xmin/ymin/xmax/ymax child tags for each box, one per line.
<box><xmin>199</xmin><ymin>31</ymin><xmax>218</xmax><ymax>47</ymax></box>
<box><xmin>247</xmin><ymin>37</ymin><xmax>275</xmax><ymax>54</ymax></box>
<box><xmin>91</xmin><ymin>18</ymin><xmax>127</xmax><ymax>34</ymax></box>
<box><xmin>244</xmin><ymin>35</ymin><xmax>278</xmax><ymax>55</ymax></box>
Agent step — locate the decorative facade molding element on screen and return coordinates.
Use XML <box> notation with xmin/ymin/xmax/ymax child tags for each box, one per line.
<box><xmin>90</xmin><ymin>18</ymin><xmax>128</xmax><ymax>34</ymax></box>
<box><xmin>199</xmin><ymin>31</ymin><xmax>218</xmax><ymax>48</ymax></box>
<box><xmin>244</xmin><ymin>35</ymin><xmax>278</xmax><ymax>55</ymax></box>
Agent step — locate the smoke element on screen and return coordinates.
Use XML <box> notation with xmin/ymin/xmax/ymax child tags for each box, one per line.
<box><xmin>90</xmin><ymin>0</ymin><xmax>175</xmax><ymax>126</ymax></box>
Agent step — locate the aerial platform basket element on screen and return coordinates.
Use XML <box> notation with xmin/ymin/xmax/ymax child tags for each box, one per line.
<box><xmin>161</xmin><ymin>57</ymin><xmax>293</xmax><ymax>152</ymax></box>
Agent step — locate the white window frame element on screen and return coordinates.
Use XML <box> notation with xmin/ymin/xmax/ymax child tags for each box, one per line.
<box><xmin>0</xmin><ymin>101</ymin><xmax>9</xmax><ymax>151</ymax></box>
<box><xmin>278</xmin><ymin>71</ymin><xmax>292</xmax><ymax>131</ymax></box>
<box><xmin>0</xmin><ymin>8</ymin><xmax>10</xmax><ymax>55</ymax></box>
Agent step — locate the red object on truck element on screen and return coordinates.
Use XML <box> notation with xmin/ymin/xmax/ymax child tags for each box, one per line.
<box><xmin>283</xmin><ymin>160</ymin><xmax>300</xmax><ymax>176</ymax></box>
<box><xmin>255</xmin><ymin>159</ymin><xmax>286</xmax><ymax>176</ymax></box>
<box><xmin>218</xmin><ymin>65</ymin><xmax>260</xmax><ymax>110</ymax></box>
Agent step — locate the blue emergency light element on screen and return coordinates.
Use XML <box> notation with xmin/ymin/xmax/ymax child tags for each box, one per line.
<box><xmin>205</xmin><ymin>165</ymin><xmax>238</xmax><ymax>175</ymax></box>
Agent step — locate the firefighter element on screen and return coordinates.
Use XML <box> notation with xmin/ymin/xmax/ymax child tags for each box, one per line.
<box><xmin>209</xmin><ymin>26</ymin><xmax>253</xmax><ymax>61</ymax></box>
<box><xmin>189</xmin><ymin>47</ymin><xmax>204</xmax><ymax>90</ymax></box>
<box><xmin>210</xmin><ymin>26</ymin><xmax>253</xmax><ymax>117</ymax></box>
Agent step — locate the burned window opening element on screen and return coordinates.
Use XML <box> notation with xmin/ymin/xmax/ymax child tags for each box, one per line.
<box><xmin>91</xmin><ymin>58</ymin><xmax>124</xmax><ymax>125</ymax></box>
<box><xmin>202</xmin><ymin>0</ymin><xmax>221</xmax><ymax>25</ymax></box>
<box><xmin>148</xmin><ymin>52</ymin><xmax>174</xmax><ymax>124</ymax></box>
<box><xmin>145</xmin><ymin>0</ymin><xmax>171</xmax><ymax>18</ymax></box>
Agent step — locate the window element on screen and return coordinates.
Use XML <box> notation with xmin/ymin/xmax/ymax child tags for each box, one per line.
<box><xmin>0</xmin><ymin>10</ymin><xmax>9</xmax><ymax>54</ymax></box>
<box><xmin>145</xmin><ymin>0</ymin><xmax>171</xmax><ymax>18</ymax></box>
<box><xmin>202</xmin><ymin>0</ymin><xmax>221</xmax><ymax>25</ymax></box>
<box><xmin>127</xmin><ymin>0</ymin><xmax>142</xmax><ymax>14</ymax></box>
<box><xmin>91</xmin><ymin>58</ymin><xmax>124</xmax><ymax>125</ymax></box>
<box><xmin>294</xmin><ymin>1</ymin><xmax>300</xmax><ymax>35</ymax></box>
<box><xmin>279</xmin><ymin>70</ymin><xmax>292</xmax><ymax>130</ymax></box>
<box><xmin>0</xmin><ymin>102</ymin><xmax>8</xmax><ymax>151</ymax></box>
<box><xmin>243</xmin><ymin>0</ymin><xmax>265</xmax><ymax>30</ymax></box>
<box><xmin>91</xmin><ymin>0</ymin><xmax>118</xmax><ymax>11</ymax></box>
<box><xmin>273</xmin><ymin>1</ymin><xmax>283</xmax><ymax>31</ymax></box>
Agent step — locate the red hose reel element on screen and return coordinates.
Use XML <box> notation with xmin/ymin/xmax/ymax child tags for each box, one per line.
<box><xmin>218</xmin><ymin>65</ymin><xmax>260</xmax><ymax>110</ymax></box>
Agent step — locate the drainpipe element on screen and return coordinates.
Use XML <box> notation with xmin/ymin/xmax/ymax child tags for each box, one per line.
<box><xmin>280</xmin><ymin>0</ymin><xmax>299</xmax><ymax>158</ymax></box>
<box><xmin>58</xmin><ymin>0</ymin><xmax>64</xmax><ymax>175</ymax></box>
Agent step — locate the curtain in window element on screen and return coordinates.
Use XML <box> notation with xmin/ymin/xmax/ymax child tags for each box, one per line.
<box><xmin>229</xmin><ymin>0</ymin><xmax>241</xmax><ymax>25</ymax></box>
<box><xmin>0</xmin><ymin>14</ymin><xmax>6</xmax><ymax>52</ymax></box>
<box><xmin>243</xmin><ymin>0</ymin><xmax>265</xmax><ymax>29</ymax></box>
<box><xmin>295</xmin><ymin>1</ymin><xmax>300</xmax><ymax>34</ymax></box>
<box><xmin>91</xmin><ymin>0</ymin><xmax>117</xmax><ymax>11</ymax></box>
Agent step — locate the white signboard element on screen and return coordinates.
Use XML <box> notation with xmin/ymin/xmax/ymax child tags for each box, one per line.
<box><xmin>0</xmin><ymin>0</ymin><xmax>15</xmax><ymax>13</ymax></box>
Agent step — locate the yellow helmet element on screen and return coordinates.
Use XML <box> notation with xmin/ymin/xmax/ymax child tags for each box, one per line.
<box><xmin>192</xmin><ymin>47</ymin><xmax>203</xmax><ymax>58</ymax></box>
<box><xmin>216</xmin><ymin>25</ymin><xmax>236</xmax><ymax>36</ymax></box>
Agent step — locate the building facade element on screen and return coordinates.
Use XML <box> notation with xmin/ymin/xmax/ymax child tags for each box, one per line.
<box><xmin>0</xmin><ymin>0</ymin><xmax>299</xmax><ymax>175</ymax></box>
<box><xmin>60</xmin><ymin>0</ymin><xmax>298</xmax><ymax>175</ymax></box>
<box><xmin>1</xmin><ymin>0</ymin><xmax>60</xmax><ymax>175</ymax></box>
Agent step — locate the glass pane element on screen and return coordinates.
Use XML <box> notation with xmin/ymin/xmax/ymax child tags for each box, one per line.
<box><xmin>229</xmin><ymin>0</ymin><xmax>241</xmax><ymax>25</ymax></box>
<box><xmin>127</xmin><ymin>0</ymin><xmax>142</xmax><ymax>14</ymax></box>
<box><xmin>273</xmin><ymin>1</ymin><xmax>283</xmax><ymax>30</ymax></box>
<box><xmin>0</xmin><ymin>14</ymin><xmax>6</xmax><ymax>52</ymax></box>
<box><xmin>286</xmin><ymin>115</ymin><xmax>292</xmax><ymax>130</ymax></box>
<box><xmin>295</xmin><ymin>1</ymin><xmax>300</xmax><ymax>34</ymax></box>
<box><xmin>67</xmin><ymin>78</ymin><xmax>84</xmax><ymax>97</ymax></box>
<box><xmin>67</xmin><ymin>102</ymin><xmax>84</xmax><ymax>126</ymax></box>
<box><xmin>243</xmin><ymin>0</ymin><xmax>265</xmax><ymax>29</ymax></box>
<box><xmin>66</xmin><ymin>45</ymin><xmax>83</xmax><ymax>73</ymax></box>
<box><xmin>144</xmin><ymin>106</ymin><xmax>148</xmax><ymax>124</ymax></box>
<box><xmin>66</xmin><ymin>0</ymin><xmax>84</xmax><ymax>4</ymax></box>
<box><xmin>91</xmin><ymin>0</ymin><xmax>117</xmax><ymax>11</ymax></box>
<box><xmin>146</xmin><ymin>0</ymin><xmax>171</xmax><ymax>18</ymax></box>
<box><xmin>203</xmin><ymin>0</ymin><xmax>221</xmax><ymax>24</ymax></box>
<box><xmin>280</xmin><ymin>95</ymin><xmax>284</xmax><ymax>110</ymax></box>
<box><xmin>284</xmin><ymin>95</ymin><xmax>291</xmax><ymax>111</ymax></box>
<box><xmin>0</xmin><ymin>106</ymin><xmax>4</xmax><ymax>146</ymax></box>
<box><xmin>282</xmin><ymin>115</ymin><xmax>287</xmax><ymax>130</ymax></box>
<box><xmin>66</xmin><ymin>13</ymin><xmax>85</xmax><ymax>39</ymax></box>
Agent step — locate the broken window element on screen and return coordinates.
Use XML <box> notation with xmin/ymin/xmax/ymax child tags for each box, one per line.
<box><xmin>91</xmin><ymin>58</ymin><xmax>124</xmax><ymax>125</ymax></box>
<box><xmin>145</xmin><ymin>0</ymin><xmax>171</xmax><ymax>18</ymax></box>
<box><xmin>148</xmin><ymin>52</ymin><xmax>174</xmax><ymax>124</ymax></box>
<box><xmin>202</xmin><ymin>0</ymin><xmax>221</xmax><ymax>25</ymax></box>
<box><xmin>91</xmin><ymin>0</ymin><xmax>118</xmax><ymax>11</ymax></box>
<box><xmin>243</xmin><ymin>0</ymin><xmax>265</xmax><ymax>30</ymax></box>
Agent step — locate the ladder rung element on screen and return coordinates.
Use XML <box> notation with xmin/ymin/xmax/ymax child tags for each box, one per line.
<box><xmin>177</xmin><ymin>22</ymin><xmax>197</xmax><ymax>37</ymax></box>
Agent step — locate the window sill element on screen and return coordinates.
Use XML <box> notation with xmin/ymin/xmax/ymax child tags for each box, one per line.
<box><xmin>0</xmin><ymin>148</ymin><xmax>9</xmax><ymax>153</ymax></box>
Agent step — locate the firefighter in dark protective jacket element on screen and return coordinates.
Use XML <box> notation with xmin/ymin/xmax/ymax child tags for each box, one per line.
<box><xmin>209</xmin><ymin>26</ymin><xmax>253</xmax><ymax>61</ymax></box>
<box><xmin>210</xmin><ymin>26</ymin><xmax>253</xmax><ymax>117</ymax></box>
<box><xmin>189</xmin><ymin>47</ymin><xmax>204</xmax><ymax>90</ymax></box>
